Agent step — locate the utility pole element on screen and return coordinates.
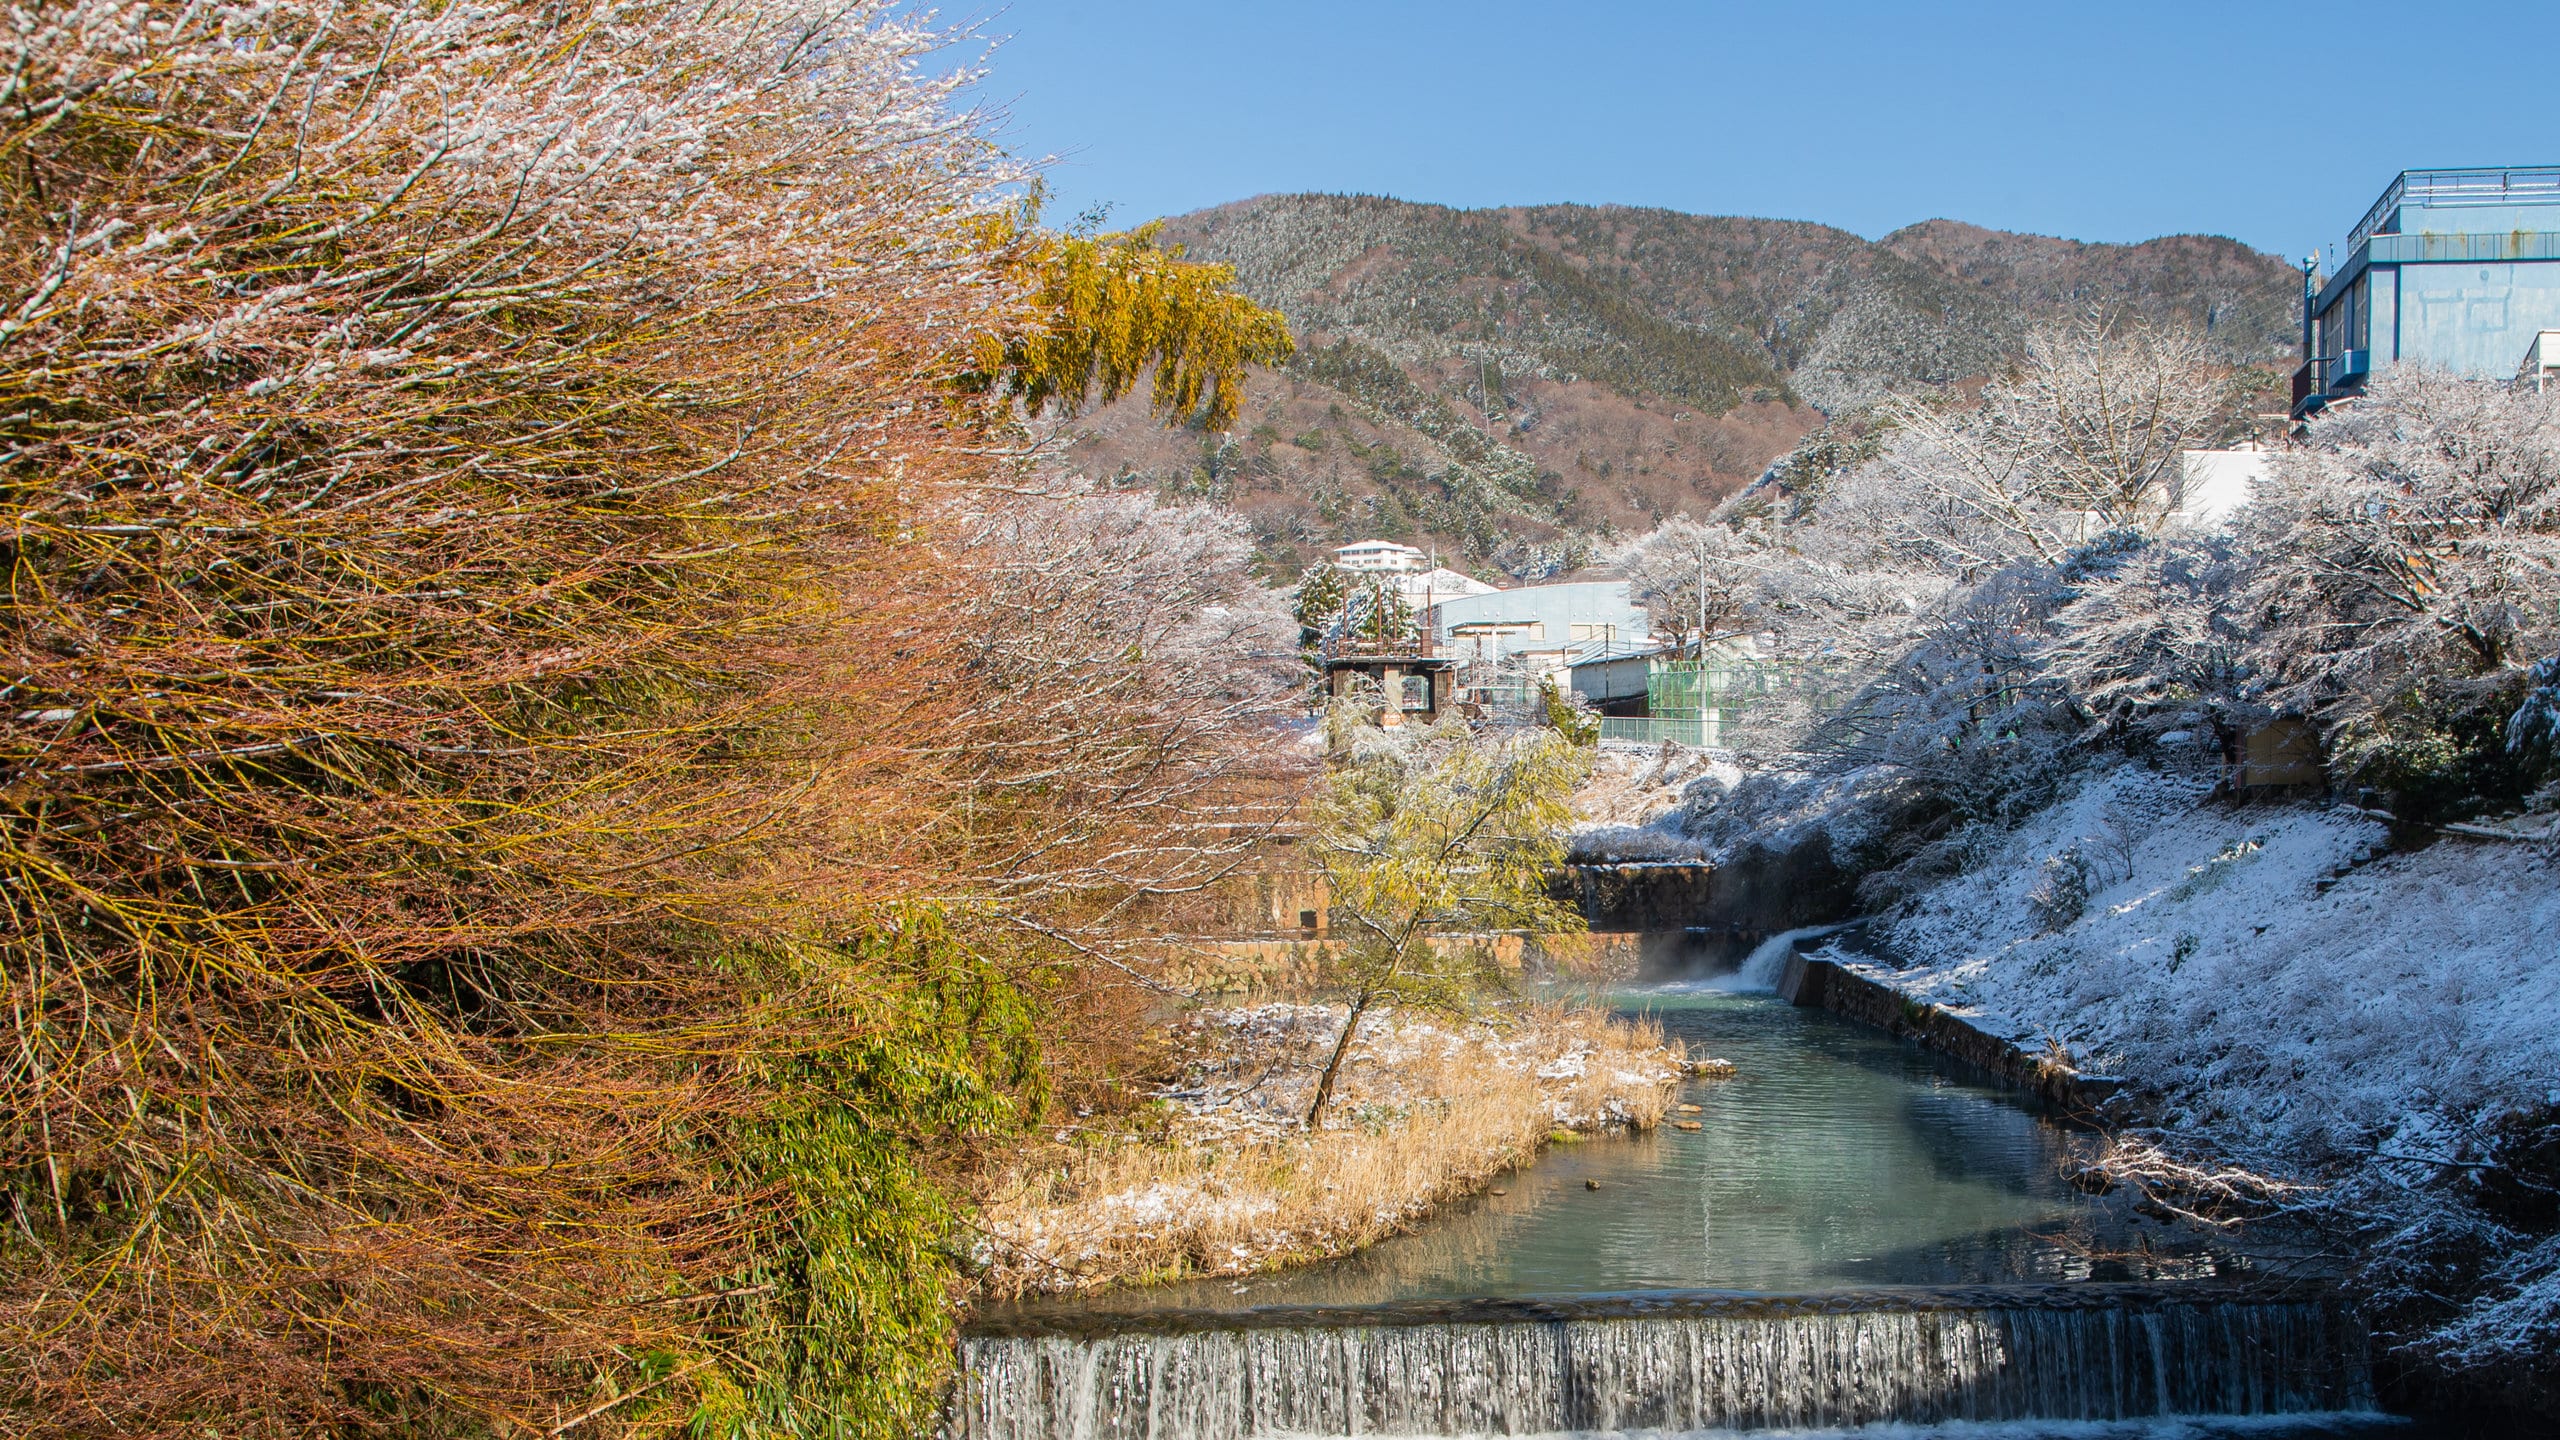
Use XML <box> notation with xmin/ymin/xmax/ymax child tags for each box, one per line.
<box><xmin>1696</xmin><ymin>540</ymin><xmax>1707</xmax><ymax>661</ymax></box>
<box><xmin>2300</xmin><ymin>254</ymin><xmax>2318</xmax><ymax>365</ymax></box>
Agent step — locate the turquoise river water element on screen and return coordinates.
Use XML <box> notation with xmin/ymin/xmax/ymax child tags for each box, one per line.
<box><xmin>958</xmin><ymin>982</ymin><xmax>2446</xmax><ymax>1439</ymax></box>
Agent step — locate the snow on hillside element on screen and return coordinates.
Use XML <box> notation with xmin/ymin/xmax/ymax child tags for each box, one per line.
<box><xmin>1848</xmin><ymin>762</ymin><xmax>2560</xmax><ymax>1370</ymax></box>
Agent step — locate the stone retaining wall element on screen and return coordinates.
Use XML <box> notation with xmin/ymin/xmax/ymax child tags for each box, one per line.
<box><xmin>1776</xmin><ymin>953</ymin><xmax>2123</xmax><ymax>1113</ymax></box>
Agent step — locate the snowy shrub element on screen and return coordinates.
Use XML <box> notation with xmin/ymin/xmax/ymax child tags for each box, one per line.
<box><xmin>2168</xmin><ymin>932</ymin><xmax>2200</xmax><ymax>972</ymax></box>
<box><xmin>2510</xmin><ymin>652</ymin><xmax>2560</xmax><ymax>770</ymax></box>
<box><xmin>2027</xmin><ymin>847</ymin><xmax>2095</xmax><ymax>932</ymax></box>
<box><xmin>2081</xmin><ymin>816</ymin><xmax>2137</xmax><ymax>886</ymax></box>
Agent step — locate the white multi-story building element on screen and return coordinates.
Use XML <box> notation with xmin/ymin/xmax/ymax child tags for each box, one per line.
<box><xmin>1330</xmin><ymin>540</ymin><xmax>1429</xmax><ymax>573</ymax></box>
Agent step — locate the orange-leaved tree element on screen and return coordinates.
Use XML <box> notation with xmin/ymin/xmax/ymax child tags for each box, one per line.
<box><xmin>0</xmin><ymin>3</ymin><xmax>1297</xmax><ymax>1435</ymax></box>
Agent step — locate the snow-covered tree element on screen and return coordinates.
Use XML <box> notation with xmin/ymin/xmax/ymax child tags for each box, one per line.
<box><xmin>2040</xmin><ymin>533</ymin><xmax>2252</xmax><ymax>736</ymax></box>
<box><xmin>934</xmin><ymin>490</ymin><xmax>1304</xmax><ymax>901</ymax></box>
<box><xmin>2242</xmin><ymin>369</ymin><xmax>2560</xmax><ymax>732</ymax></box>
<box><xmin>1295</xmin><ymin>561</ymin><xmax>1355</xmax><ymax>639</ymax></box>
<box><xmin>1865</xmin><ymin>313</ymin><xmax>2240</xmax><ymax>572</ymax></box>
<box><xmin>1822</xmin><ymin>563</ymin><xmax>2082</xmax><ymax>822</ymax></box>
<box><xmin>1612</xmin><ymin>516</ymin><xmax>1767</xmax><ymax>656</ymax></box>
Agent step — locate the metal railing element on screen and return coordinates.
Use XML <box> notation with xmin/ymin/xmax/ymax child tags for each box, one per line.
<box><xmin>1598</xmin><ymin>716</ymin><xmax>1714</xmax><ymax>747</ymax></box>
<box><xmin>1562</xmin><ymin>635</ymin><xmax>1658</xmax><ymax>666</ymax></box>
<box><xmin>2291</xmin><ymin>359</ymin><xmax>2322</xmax><ymax>415</ymax></box>
<box><xmin>2347</xmin><ymin>167</ymin><xmax>2560</xmax><ymax>255</ymax></box>
<box><xmin>1320</xmin><ymin>630</ymin><xmax>1438</xmax><ymax>663</ymax></box>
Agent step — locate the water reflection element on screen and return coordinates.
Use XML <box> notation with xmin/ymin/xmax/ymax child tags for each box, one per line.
<box><xmin>1011</xmin><ymin>989</ymin><xmax>2262</xmax><ymax>1320</ymax></box>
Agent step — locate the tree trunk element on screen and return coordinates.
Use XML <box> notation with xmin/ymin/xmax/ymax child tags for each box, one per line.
<box><xmin>1305</xmin><ymin>992</ymin><xmax>1374</xmax><ymax>1127</ymax></box>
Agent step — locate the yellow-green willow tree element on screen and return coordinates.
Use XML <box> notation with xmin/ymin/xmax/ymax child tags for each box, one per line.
<box><xmin>1304</xmin><ymin>719</ymin><xmax>1591</xmax><ymax>1125</ymax></box>
<box><xmin>971</xmin><ymin>219</ymin><xmax>1297</xmax><ymax>429</ymax></box>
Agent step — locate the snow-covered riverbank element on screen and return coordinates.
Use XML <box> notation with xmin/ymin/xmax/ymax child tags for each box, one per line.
<box><xmin>1834</xmin><ymin>763</ymin><xmax>2560</xmax><ymax>1405</ymax></box>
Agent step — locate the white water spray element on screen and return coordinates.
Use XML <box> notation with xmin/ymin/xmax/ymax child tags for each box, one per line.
<box><xmin>1721</xmin><ymin>920</ymin><xmax>1862</xmax><ymax>993</ymax></box>
<box><xmin>949</xmin><ymin>1292</ymin><xmax>2372</xmax><ymax>1439</ymax></box>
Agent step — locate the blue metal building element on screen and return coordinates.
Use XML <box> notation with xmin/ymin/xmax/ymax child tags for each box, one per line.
<box><xmin>1423</xmin><ymin>581</ymin><xmax>1653</xmax><ymax>665</ymax></box>
<box><xmin>2296</xmin><ymin>167</ymin><xmax>2560</xmax><ymax>416</ymax></box>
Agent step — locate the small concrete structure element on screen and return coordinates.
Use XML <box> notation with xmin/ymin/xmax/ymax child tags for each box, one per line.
<box><xmin>2231</xmin><ymin>718</ymin><xmax>2324</xmax><ymax>790</ymax></box>
<box><xmin>1323</xmin><ymin>652</ymin><xmax>1460</xmax><ymax>728</ymax></box>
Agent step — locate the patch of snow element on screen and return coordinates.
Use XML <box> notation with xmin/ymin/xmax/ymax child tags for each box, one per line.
<box><xmin>1865</xmin><ymin>760</ymin><xmax>2560</xmax><ymax>1367</ymax></box>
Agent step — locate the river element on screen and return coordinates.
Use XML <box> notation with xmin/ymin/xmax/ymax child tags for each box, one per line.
<box><xmin>954</xmin><ymin>972</ymin><xmax>2440</xmax><ymax>1438</ymax></box>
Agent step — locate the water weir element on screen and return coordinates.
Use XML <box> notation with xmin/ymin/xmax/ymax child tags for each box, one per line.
<box><xmin>950</xmin><ymin>1284</ymin><xmax>2371</xmax><ymax>1439</ymax></box>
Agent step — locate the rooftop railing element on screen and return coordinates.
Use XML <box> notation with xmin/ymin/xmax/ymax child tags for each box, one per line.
<box><xmin>2347</xmin><ymin>167</ymin><xmax>2560</xmax><ymax>255</ymax></box>
<box><xmin>1319</xmin><ymin>629</ymin><xmax>1439</xmax><ymax>663</ymax></box>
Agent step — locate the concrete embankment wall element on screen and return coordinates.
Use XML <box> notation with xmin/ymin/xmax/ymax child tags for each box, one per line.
<box><xmin>1776</xmin><ymin>952</ymin><xmax>2123</xmax><ymax>1113</ymax></box>
<box><xmin>1170</xmin><ymin>931</ymin><xmax>1647</xmax><ymax>994</ymax></box>
<box><xmin>1567</xmin><ymin>834</ymin><xmax>1858</xmax><ymax>973</ymax></box>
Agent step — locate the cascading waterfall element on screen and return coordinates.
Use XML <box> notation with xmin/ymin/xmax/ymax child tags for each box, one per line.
<box><xmin>948</xmin><ymin>1287</ymin><xmax>2372</xmax><ymax>1440</ymax></box>
<box><xmin>1725</xmin><ymin>921</ymin><xmax>1861</xmax><ymax>992</ymax></box>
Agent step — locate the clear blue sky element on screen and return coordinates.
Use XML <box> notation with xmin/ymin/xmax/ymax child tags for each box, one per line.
<box><xmin>955</xmin><ymin>1</ymin><xmax>2560</xmax><ymax>260</ymax></box>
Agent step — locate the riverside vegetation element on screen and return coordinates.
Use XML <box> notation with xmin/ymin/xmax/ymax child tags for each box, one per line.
<box><xmin>978</xmin><ymin>714</ymin><xmax>1688</xmax><ymax>1299</ymax></box>
<box><xmin>977</xmin><ymin>1003</ymin><xmax>1677</xmax><ymax>1299</ymax></box>
<box><xmin>0</xmin><ymin>4</ymin><xmax>1327</xmax><ymax>1436</ymax></box>
<box><xmin>0</xmin><ymin>5</ymin><xmax>1682</xmax><ymax>1435</ymax></box>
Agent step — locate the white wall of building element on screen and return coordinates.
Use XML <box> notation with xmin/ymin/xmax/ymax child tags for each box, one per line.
<box><xmin>1331</xmin><ymin>540</ymin><xmax>1428</xmax><ymax>573</ymax></box>
<box><xmin>2173</xmin><ymin>446</ymin><xmax>2267</xmax><ymax>530</ymax></box>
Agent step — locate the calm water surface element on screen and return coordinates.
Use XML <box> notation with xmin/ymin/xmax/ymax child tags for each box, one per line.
<box><xmin>970</xmin><ymin>986</ymin><xmax>2453</xmax><ymax>1438</ymax></box>
<box><xmin>1016</xmin><ymin>986</ymin><xmax>2272</xmax><ymax>1318</ymax></box>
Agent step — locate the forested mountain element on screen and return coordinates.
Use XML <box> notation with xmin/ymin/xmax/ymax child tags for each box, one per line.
<box><xmin>1065</xmin><ymin>194</ymin><xmax>2300</xmax><ymax>577</ymax></box>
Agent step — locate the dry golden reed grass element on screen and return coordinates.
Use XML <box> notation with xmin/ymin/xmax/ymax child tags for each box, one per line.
<box><xmin>974</xmin><ymin>1004</ymin><xmax>1686</xmax><ymax>1298</ymax></box>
